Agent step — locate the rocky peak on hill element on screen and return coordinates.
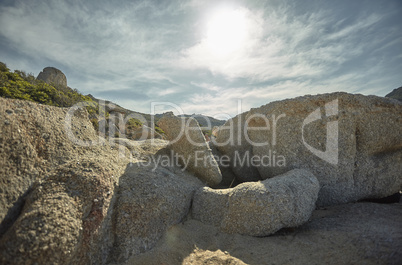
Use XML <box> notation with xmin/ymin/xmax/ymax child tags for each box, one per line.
<box><xmin>37</xmin><ymin>67</ymin><xmax>67</xmax><ymax>88</ymax></box>
<box><xmin>385</xmin><ymin>86</ymin><xmax>402</xmax><ymax>101</ymax></box>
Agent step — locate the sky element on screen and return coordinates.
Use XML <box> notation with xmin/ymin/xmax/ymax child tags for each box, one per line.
<box><xmin>0</xmin><ymin>0</ymin><xmax>401</xmax><ymax>119</ymax></box>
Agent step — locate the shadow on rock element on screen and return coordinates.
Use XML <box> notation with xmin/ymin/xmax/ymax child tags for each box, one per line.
<box><xmin>108</xmin><ymin>161</ymin><xmax>203</xmax><ymax>264</ymax></box>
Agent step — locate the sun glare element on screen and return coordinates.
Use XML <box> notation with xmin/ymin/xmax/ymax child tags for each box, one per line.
<box><xmin>206</xmin><ymin>8</ymin><xmax>248</xmax><ymax>56</ymax></box>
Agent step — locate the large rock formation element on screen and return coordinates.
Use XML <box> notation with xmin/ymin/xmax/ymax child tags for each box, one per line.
<box><xmin>246</xmin><ymin>93</ymin><xmax>402</xmax><ymax>206</ymax></box>
<box><xmin>37</xmin><ymin>67</ymin><xmax>67</xmax><ymax>88</ymax></box>
<box><xmin>216</xmin><ymin>92</ymin><xmax>401</xmax><ymax>206</ymax></box>
<box><xmin>1</xmin><ymin>92</ymin><xmax>401</xmax><ymax>264</ymax></box>
<box><xmin>110</xmin><ymin>163</ymin><xmax>203</xmax><ymax>263</ymax></box>
<box><xmin>108</xmin><ymin>138</ymin><xmax>169</xmax><ymax>160</ymax></box>
<box><xmin>214</xmin><ymin>112</ymin><xmax>261</xmax><ymax>182</ymax></box>
<box><xmin>208</xmin><ymin>140</ymin><xmax>239</xmax><ymax>188</ymax></box>
<box><xmin>0</xmin><ymin>97</ymin><xmax>129</xmax><ymax>264</ymax></box>
<box><xmin>192</xmin><ymin>169</ymin><xmax>320</xmax><ymax>236</ymax></box>
<box><xmin>0</xmin><ymin>161</ymin><xmax>118</xmax><ymax>265</ymax></box>
<box><xmin>157</xmin><ymin>112</ymin><xmax>222</xmax><ymax>186</ymax></box>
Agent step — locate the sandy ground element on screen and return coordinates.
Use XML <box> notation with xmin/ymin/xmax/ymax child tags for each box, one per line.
<box><xmin>120</xmin><ymin>202</ymin><xmax>402</xmax><ymax>265</ymax></box>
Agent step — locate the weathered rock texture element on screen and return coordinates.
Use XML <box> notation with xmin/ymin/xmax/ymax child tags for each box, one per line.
<box><xmin>183</xmin><ymin>249</ymin><xmax>248</xmax><ymax>265</ymax></box>
<box><xmin>157</xmin><ymin>112</ymin><xmax>222</xmax><ymax>186</ymax></box>
<box><xmin>385</xmin><ymin>86</ymin><xmax>402</xmax><ymax>101</ymax></box>
<box><xmin>128</xmin><ymin>125</ymin><xmax>164</xmax><ymax>140</ymax></box>
<box><xmin>109</xmin><ymin>138</ymin><xmax>169</xmax><ymax>160</ymax></box>
<box><xmin>37</xmin><ymin>67</ymin><xmax>67</xmax><ymax>88</ymax></box>
<box><xmin>0</xmin><ymin>161</ymin><xmax>118</xmax><ymax>265</ymax></box>
<box><xmin>1</xmin><ymin>91</ymin><xmax>401</xmax><ymax>264</ymax></box>
<box><xmin>214</xmin><ymin>112</ymin><xmax>262</xmax><ymax>183</ymax></box>
<box><xmin>208</xmin><ymin>140</ymin><xmax>239</xmax><ymax>188</ymax></box>
<box><xmin>246</xmin><ymin>92</ymin><xmax>402</xmax><ymax>206</ymax></box>
<box><xmin>0</xmin><ymin>97</ymin><xmax>129</xmax><ymax>264</ymax></box>
<box><xmin>192</xmin><ymin>169</ymin><xmax>320</xmax><ymax>236</ymax></box>
<box><xmin>110</xmin><ymin>163</ymin><xmax>203</xmax><ymax>263</ymax></box>
<box><xmin>100</xmin><ymin>112</ymin><xmax>163</xmax><ymax>141</ymax></box>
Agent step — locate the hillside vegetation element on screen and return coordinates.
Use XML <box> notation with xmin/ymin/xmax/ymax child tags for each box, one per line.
<box><xmin>0</xmin><ymin>61</ymin><xmax>226</xmax><ymax>139</ymax></box>
<box><xmin>0</xmin><ymin>61</ymin><xmax>98</xmax><ymax>111</ymax></box>
<box><xmin>0</xmin><ymin>62</ymin><xmax>149</xmax><ymax>138</ymax></box>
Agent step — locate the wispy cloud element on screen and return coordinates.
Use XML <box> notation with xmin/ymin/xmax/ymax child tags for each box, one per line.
<box><xmin>0</xmin><ymin>0</ymin><xmax>401</xmax><ymax>118</ymax></box>
<box><xmin>179</xmin><ymin>7</ymin><xmax>385</xmax><ymax>83</ymax></box>
<box><xmin>0</xmin><ymin>1</ymin><xmax>181</xmax><ymax>81</ymax></box>
<box><xmin>191</xmin><ymin>82</ymin><xmax>222</xmax><ymax>91</ymax></box>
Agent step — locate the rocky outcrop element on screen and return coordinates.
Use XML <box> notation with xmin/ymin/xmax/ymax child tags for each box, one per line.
<box><xmin>128</xmin><ymin>125</ymin><xmax>164</xmax><ymax>140</ymax></box>
<box><xmin>98</xmin><ymin>113</ymin><xmax>164</xmax><ymax>141</ymax></box>
<box><xmin>0</xmin><ymin>97</ymin><xmax>129</xmax><ymax>264</ymax></box>
<box><xmin>0</xmin><ymin>161</ymin><xmax>118</xmax><ymax>265</ymax></box>
<box><xmin>245</xmin><ymin>92</ymin><xmax>402</xmax><ymax>206</ymax></box>
<box><xmin>214</xmin><ymin>112</ymin><xmax>261</xmax><ymax>182</ymax></box>
<box><xmin>1</xmin><ymin>91</ymin><xmax>401</xmax><ymax>265</ymax></box>
<box><xmin>385</xmin><ymin>86</ymin><xmax>402</xmax><ymax>101</ymax></box>
<box><xmin>110</xmin><ymin>163</ymin><xmax>203</xmax><ymax>263</ymax></box>
<box><xmin>208</xmin><ymin>140</ymin><xmax>239</xmax><ymax>188</ymax></box>
<box><xmin>37</xmin><ymin>67</ymin><xmax>67</xmax><ymax>88</ymax></box>
<box><xmin>192</xmin><ymin>169</ymin><xmax>320</xmax><ymax>236</ymax></box>
<box><xmin>0</xmin><ymin>97</ymin><xmax>119</xmax><ymax>236</ymax></box>
<box><xmin>157</xmin><ymin>112</ymin><xmax>222</xmax><ymax>186</ymax></box>
<box><xmin>109</xmin><ymin>138</ymin><xmax>168</xmax><ymax>159</ymax></box>
<box><xmin>214</xmin><ymin>92</ymin><xmax>401</xmax><ymax>206</ymax></box>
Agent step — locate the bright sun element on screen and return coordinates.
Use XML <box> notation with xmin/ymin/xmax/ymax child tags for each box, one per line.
<box><xmin>206</xmin><ymin>8</ymin><xmax>248</xmax><ymax>56</ymax></box>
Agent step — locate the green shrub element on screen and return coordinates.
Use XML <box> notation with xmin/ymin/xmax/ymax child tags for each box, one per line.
<box><xmin>90</xmin><ymin>118</ymin><xmax>99</xmax><ymax>131</ymax></box>
<box><xmin>0</xmin><ymin>62</ymin><xmax>8</xmax><ymax>72</ymax></box>
<box><xmin>126</xmin><ymin>118</ymin><xmax>142</xmax><ymax>128</ymax></box>
<box><xmin>202</xmin><ymin>129</ymin><xmax>212</xmax><ymax>137</ymax></box>
<box><xmin>154</xmin><ymin>125</ymin><xmax>165</xmax><ymax>135</ymax></box>
<box><xmin>0</xmin><ymin>61</ymin><xmax>101</xmax><ymax>110</ymax></box>
<box><xmin>0</xmin><ymin>61</ymin><xmax>115</xmax><ymax>133</ymax></box>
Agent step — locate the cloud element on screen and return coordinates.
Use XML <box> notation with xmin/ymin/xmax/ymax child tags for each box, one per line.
<box><xmin>178</xmin><ymin>6</ymin><xmax>387</xmax><ymax>83</ymax></box>
<box><xmin>0</xmin><ymin>0</ymin><xmax>401</xmax><ymax>118</ymax></box>
<box><xmin>191</xmin><ymin>82</ymin><xmax>222</xmax><ymax>91</ymax></box>
<box><xmin>0</xmin><ymin>1</ymin><xmax>181</xmax><ymax>76</ymax></box>
<box><xmin>157</xmin><ymin>88</ymin><xmax>181</xmax><ymax>96</ymax></box>
<box><xmin>96</xmin><ymin>89</ymin><xmax>149</xmax><ymax>101</ymax></box>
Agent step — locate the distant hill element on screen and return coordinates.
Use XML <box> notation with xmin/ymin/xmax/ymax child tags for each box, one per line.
<box><xmin>178</xmin><ymin>114</ymin><xmax>225</xmax><ymax>128</ymax></box>
<box><xmin>86</xmin><ymin>94</ymin><xmax>154</xmax><ymax>124</ymax></box>
<box><xmin>0</xmin><ymin>62</ymin><xmax>225</xmax><ymax>137</ymax></box>
<box><xmin>385</xmin><ymin>86</ymin><xmax>402</xmax><ymax>101</ymax></box>
<box><xmin>87</xmin><ymin>95</ymin><xmax>225</xmax><ymax>128</ymax></box>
